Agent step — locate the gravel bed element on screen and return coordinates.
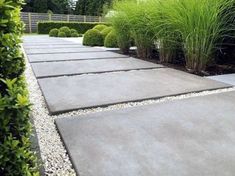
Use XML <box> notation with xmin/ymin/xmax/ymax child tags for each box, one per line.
<box><xmin>23</xmin><ymin>42</ymin><xmax>235</xmax><ymax>176</ymax></box>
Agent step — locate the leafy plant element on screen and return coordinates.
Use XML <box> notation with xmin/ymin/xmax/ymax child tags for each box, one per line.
<box><xmin>93</xmin><ymin>24</ymin><xmax>108</xmax><ymax>31</ymax></box>
<box><xmin>49</xmin><ymin>28</ymin><xmax>59</xmax><ymax>37</ymax></box>
<box><xmin>104</xmin><ymin>30</ymin><xmax>118</xmax><ymax>48</ymax></box>
<box><xmin>101</xmin><ymin>26</ymin><xmax>113</xmax><ymax>38</ymax></box>
<box><xmin>58</xmin><ymin>31</ymin><xmax>66</xmax><ymax>37</ymax></box>
<box><xmin>83</xmin><ymin>29</ymin><xmax>104</xmax><ymax>46</ymax></box>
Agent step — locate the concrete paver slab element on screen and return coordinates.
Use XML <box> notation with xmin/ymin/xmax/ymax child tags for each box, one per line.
<box><xmin>38</xmin><ymin>68</ymin><xmax>231</xmax><ymax>114</ymax></box>
<box><xmin>32</xmin><ymin>58</ymin><xmax>163</xmax><ymax>78</ymax></box>
<box><xmin>23</xmin><ymin>45</ymin><xmax>84</xmax><ymax>49</ymax></box>
<box><xmin>56</xmin><ymin>91</ymin><xmax>235</xmax><ymax>176</ymax></box>
<box><xmin>207</xmin><ymin>74</ymin><xmax>235</xmax><ymax>86</ymax></box>
<box><xmin>27</xmin><ymin>51</ymin><xmax>128</xmax><ymax>63</ymax></box>
<box><xmin>25</xmin><ymin>47</ymin><xmax>104</xmax><ymax>54</ymax></box>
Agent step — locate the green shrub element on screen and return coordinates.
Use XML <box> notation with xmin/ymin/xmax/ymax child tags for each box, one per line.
<box><xmin>83</xmin><ymin>29</ymin><xmax>104</xmax><ymax>46</ymax></box>
<box><xmin>49</xmin><ymin>28</ymin><xmax>59</xmax><ymax>37</ymax></box>
<box><xmin>93</xmin><ymin>24</ymin><xmax>108</xmax><ymax>31</ymax></box>
<box><xmin>0</xmin><ymin>0</ymin><xmax>39</xmax><ymax>175</ymax></box>
<box><xmin>70</xmin><ymin>28</ymin><xmax>77</xmax><ymax>34</ymax></box>
<box><xmin>104</xmin><ymin>30</ymin><xmax>118</xmax><ymax>48</ymax></box>
<box><xmin>58</xmin><ymin>32</ymin><xmax>67</xmax><ymax>37</ymax></box>
<box><xmin>101</xmin><ymin>27</ymin><xmax>113</xmax><ymax>38</ymax></box>
<box><xmin>59</xmin><ymin>26</ymin><xmax>71</xmax><ymax>37</ymax></box>
<box><xmin>78</xmin><ymin>34</ymin><xmax>83</xmax><ymax>37</ymax></box>
<box><xmin>0</xmin><ymin>79</ymin><xmax>39</xmax><ymax>176</ymax></box>
<box><xmin>38</xmin><ymin>21</ymin><xmax>108</xmax><ymax>34</ymax></box>
<box><xmin>71</xmin><ymin>32</ymin><xmax>79</xmax><ymax>37</ymax></box>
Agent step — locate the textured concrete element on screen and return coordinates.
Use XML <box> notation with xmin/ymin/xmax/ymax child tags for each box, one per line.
<box><xmin>27</xmin><ymin>51</ymin><xmax>128</xmax><ymax>63</ymax></box>
<box><xmin>56</xmin><ymin>91</ymin><xmax>235</xmax><ymax>176</ymax></box>
<box><xmin>207</xmin><ymin>74</ymin><xmax>235</xmax><ymax>86</ymax></box>
<box><xmin>25</xmin><ymin>47</ymin><xmax>104</xmax><ymax>54</ymax></box>
<box><xmin>32</xmin><ymin>58</ymin><xmax>163</xmax><ymax>78</ymax></box>
<box><xmin>23</xmin><ymin>44</ymin><xmax>84</xmax><ymax>49</ymax></box>
<box><xmin>38</xmin><ymin>68</ymin><xmax>231</xmax><ymax>114</ymax></box>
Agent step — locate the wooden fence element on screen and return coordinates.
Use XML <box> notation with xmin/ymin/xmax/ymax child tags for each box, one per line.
<box><xmin>21</xmin><ymin>12</ymin><xmax>105</xmax><ymax>33</ymax></box>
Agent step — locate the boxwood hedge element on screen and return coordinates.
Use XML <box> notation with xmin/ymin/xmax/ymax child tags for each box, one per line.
<box><xmin>0</xmin><ymin>0</ymin><xmax>39</xmax><ymax>175</ymax></box>
<box><xmin>38</xmin><ymin>21</ymin><xmax>108</xmax><ymax>34</ymax></box>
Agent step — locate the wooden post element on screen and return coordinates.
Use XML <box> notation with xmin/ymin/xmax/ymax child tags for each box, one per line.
<box><xmin>84</xmin><ymin>15</ymin><xmax>86</xmax><ymax>22</ymax></box>
<box><xmin>48</xmin><ymin>13</ymin><xmax>52</xmax><ymax>21</ymax></box>
<box><xmin>99</xmin><ymin>16</ymin><xmax>102</xmax><ymax>22</ymax></box>
<box><xmin>67</xmin><ymin>15</ymin><xmax>70</xmax><ymax>22</ymax></box>
<box><xmin>28</xmin><ymin>13</ymin><xmax>32</xmax><ymax>33</ymax></box>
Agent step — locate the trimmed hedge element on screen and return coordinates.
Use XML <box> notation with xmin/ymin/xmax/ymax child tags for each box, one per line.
<box><xmin>83</xmin><ymin>29</ymin><xmax>104</xmax><ymax>46</ymax></box>
<box><xmin>93</xmin><ymin>24</ymin><xmax>108</xmax><ymax>31</ymax></box>
<box><xmin>59</xmin><ymin>26</ymin><xmax>71</xmax><ymax>37</ymax></box>
<box><xmin>104</xmin><ymin>30</ymin><xmax>118</xmax><ymax>48</ymax></box>
<box><xmin>49</xmin><ymin>28</ymin><xmax>59</xmax><ymax>37</ymax></box>
<box><xmin>101</xmin><ymin>27</ymin><xmax>113</xmax><ymax>38</ymax></box>
<box><xmin>0</xmin><ymin>0</ymin><xmax>39</xmax><ymax>175</ymax></box>
<box><xmin>38</xmin><ymin>21</ymin><xmax>108</xmax><ymax>34</ymax></box>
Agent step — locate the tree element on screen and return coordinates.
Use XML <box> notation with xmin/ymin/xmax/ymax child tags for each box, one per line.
<box><xmin>75</xmin><ymin>0</ymin><xmax>113</xmax><ymax>16</ymax></box>
<box><xmin>33</xmin><ymin>0</ymin><xmax>48</xmax><ymax>13</ymax></box>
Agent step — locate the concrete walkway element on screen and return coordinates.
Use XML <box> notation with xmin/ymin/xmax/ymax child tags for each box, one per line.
<box><xmin>23</xmin><ymin>35</ymin><xmax>235</xmax><ymax>176</ymax></box>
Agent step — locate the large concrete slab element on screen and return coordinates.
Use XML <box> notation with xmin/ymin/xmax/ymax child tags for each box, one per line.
<box><xmin>56</xmin><ymin>91</ymin><xmax>235</xmax><ymax>176</ymax></box>
<box><xmin>207</xmin><ymin>74</ymin><xmax>235</xmax><ymax>86</ymax></box>
<box><xmin>25</xmin><ymin>47</ymin><xmax>104</xmax><ymax>54</ymax></box>
<box><xmin>23</xmin><ymin>44</ymin><xmax>84</xmax><ymax>49</ymax></box>
<box><xmin>27</xmin><ymin>51</ymin><xmax>128</xmax><ymax>63</ymax></box>
<box><xmin>32</xmin><ymin>58</ymin><xmax>163</xmax><ymax>78</ymax></box>
<box><xmin>38</xmin><ymin>68</ymin><xmax>231</xmax><ymax>114</ymax></box>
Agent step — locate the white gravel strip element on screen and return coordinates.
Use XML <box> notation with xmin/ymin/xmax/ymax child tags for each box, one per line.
<box><xmin>23</xmin><ymin>42</ymin><xmax>235</xmax><ymax>176</ymax></box>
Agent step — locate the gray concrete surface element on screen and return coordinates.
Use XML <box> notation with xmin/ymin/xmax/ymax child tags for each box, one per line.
<box><xmin>38</xmin><ymin>68</ymin><xmax>231</xmax><ymax>114</ymax></box>
<box><xmin>207</xmin><ymin>74</ymin><xmax>235</xmax><ymax>86</ymax></box>
<box><xmin>32</xmin><ymin>58</ymin><xmax>163</xmax><ymax>78</ymax></box>
<box><xmin>23</xmin><ymin>45</ymin><xmax>84</xmax><ymax>49</ymax></box>
<box><xmin>25</xmin><ymin>47</ymin><xmax>104</xmax><ymax>54</ymax></box>
<box><xmin>27</xmin><ymin>51</ymin><xmax>128</xmax><ymax>63</ymax></box>
<box><xmin>56</xmin><ymin>91</ymin><xmax>235</xmax><ymax>176</ymax></box>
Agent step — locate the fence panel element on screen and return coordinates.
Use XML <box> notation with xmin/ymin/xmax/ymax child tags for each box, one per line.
<box><xmin>21</xmin><ymin>12</ymin><xmax>104</xmax><ymax>33</ymax></box>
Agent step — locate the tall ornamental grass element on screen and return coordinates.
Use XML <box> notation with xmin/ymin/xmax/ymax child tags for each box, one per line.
<box><xmin>109</xmin><ymin>0</ymin><xmax>235</xmax><ymax>73</ymax></box>
<box><xmin>160</xmin><ymin>0</ymin><xmax>235</xmax><ymax>72</ymax></box>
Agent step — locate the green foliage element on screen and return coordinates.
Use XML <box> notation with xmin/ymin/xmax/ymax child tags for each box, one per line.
<box><xmin>70</xmin><ymin>28</ymin><xmax>77</xmax><ymax>34</ymax></box>
<box><xmin>101</xmin><ymin>26</ymin><xmax>113</xmax><ymax>38</ymax></box>
<box><xmin>59</xmin><ymin>26</ymin><xmax>71</xmax><ymax>37</ymax></box>
<box><xmin>108</xmin><ymin>6</ymin><xmax>131</xmax><ymax>54</ymax></box>
<box><xmin>104</xmin><ymin>30</ymin><xmax>118</xmax><ymax>48</ymax></box>
<box><xmin>58</xmin><ymin>31</ymin><xmax>66</xmax><ymax>37</ymax></box>
<box><xmin>0</xmin><ymin>79</ymin><xmax>39</xmax><ymax>176</ymax></box>
<box><xmin>38</xmin><ymin>21</ymin><xmax>108</xmax><ymax>34</ymax></box>
<box><xmin>83</xmin><ymin>29</ymin><xmax>104</xmax><ymax>46</ymax></box>
<box><xmin>49</xmin><ymin>28</ymin><xmax>59</xmax><ymax>37</ymax></box>
<box><xmin>112</xmin><ymin>0</ymin><xmax>155</xmax><ymax>59</ymax></box>
<box><xmin>74</xmin><ymin>0</ymin><xmax>113</xmax><ymax>15</ymax></box>
<box><xmin>0</xmin><ymin>1</ymin><xmax>39</xmax><ymax>175</ymax></box>
<box><xmin>71</xmin><ymin>32</ymin><xmax>79</xmax><ymax>37</ymax></box>
<box><xmin>93</xmin><ymin>24</ymin><xmax>108</xmax><ymax>31</ymax></box>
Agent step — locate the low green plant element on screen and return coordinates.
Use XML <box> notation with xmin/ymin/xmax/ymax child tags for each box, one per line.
<box><xmin>104</xmin><ymin>30</ymin><xmax>118</xmax><ymax>48</ymax></box>
<box><xmin>49</xmin><ymin>28</ymin><xmax>59</xmax><ymax>37</ymax></box>
<box><xmin>0</xmin><ymin>79</ymin><xmax>39</xmax><ymax>176</ymax></box>
<box><xmin>70</xmin><ymin>28</ymin><xmax>77</xmax><ymax>34</ymax></box>
<box><xmin>59</xmin><ymin>26</ymin><xmax>71</xmax><ymax>37</ymax></box>
<box><xmin>83</xmin><ymin>29</ymin><xmax>104</xmax><ymax>46</ymax></box>
<box><xmin>71</xmin><ymin>32</ymin><xmax>79</xmax><ymax>37</ymax></box>
<box><xmin>93</xmin><ymin>24</ymin><xmax>108</xmax><ymax>31</ymax></box>
<box><xmin>101</xmin><ymin>26</ymin><xmax>113</xmax><ymax>38</ymax></box>
<box><xmin>58</xmin><ymin>31</ymin><xmax>67</xmax><ymax>37</ymax></box>
<box><xmin>38</xmin><ymin>21</ymin><xmax>108</xmax><ymax>34</ymax></box>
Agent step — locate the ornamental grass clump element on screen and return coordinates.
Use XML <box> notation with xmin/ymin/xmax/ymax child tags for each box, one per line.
<box><xmin>113</xmin><ymin>0</ymin><xmax>155</xmax><ymax>59</ymax></box>
<box><xmin>156</xmin><ymin>0</ymin><xmax>235</xmax><ymax>72</ymax></box>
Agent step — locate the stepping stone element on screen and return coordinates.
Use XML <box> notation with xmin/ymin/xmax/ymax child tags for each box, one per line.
<box><xmin>56</xmin><ymin>91</ymin><xmax>235</xmax><ymax>176</ymax></box>
<box><xmin>38</xmin><ymin>68</ymin><xmax>231</xmax><ymax>114</ymax></box>
<box><xmin>23</xmin><ymin>44</ymin><xmax>84</xmax><ymax>49</ymax></box>
<box><xmin>25</xmin><ymin>47</ymin><xmax>104</xmax><ymax>54</ymax></box>
<box><xmin>207</xmin><ymin>74</ymin><xmax>235</xmax><ymax>86</ymax></box>
<box><xmin>27</xmin><ymin>51</ymin><xmax>128</xmax><ymax>63</ymax></box>
<box><xmin>31</xmin><ymin>58</ymin><xmax>163</xmax><ymax>78</ymax></box>
<box><xmin>23</xmin><ymin>43</ymin><xmax>81</xmax><ymax>46</ymax></box>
